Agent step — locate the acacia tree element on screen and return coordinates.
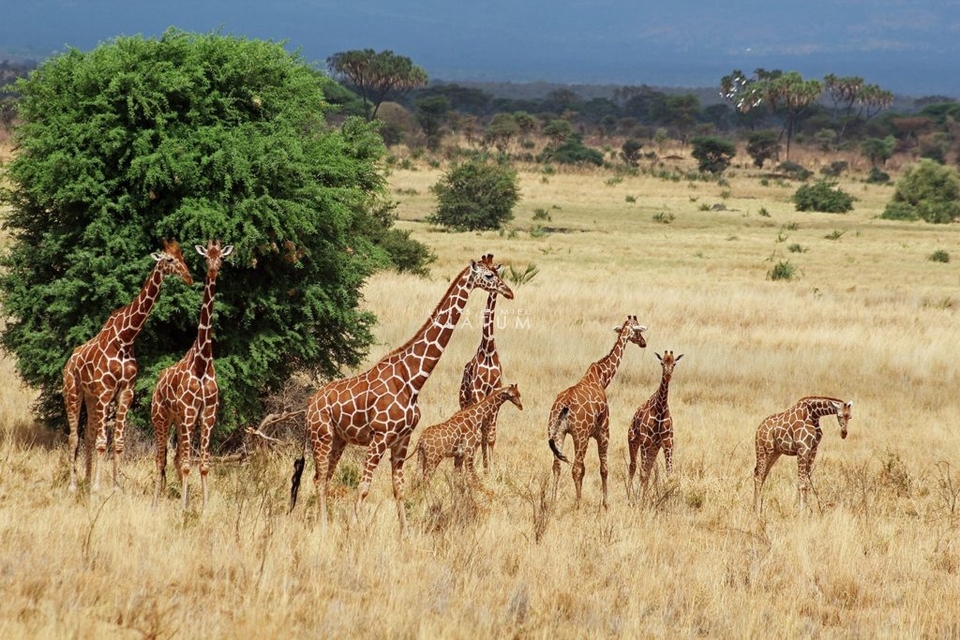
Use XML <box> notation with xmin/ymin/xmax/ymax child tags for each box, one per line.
<box><xmin>823</xmin><ymin>74</ymin><xmax>894</xmax><ymax>141</ymax></box>
<box><xmin>721</xmin><ymin>69</ymin><xmax>822</xmax><ymax>160</ymax></box>
<box><xmin>0</xmin><ymin>30</ymin><xmax>428</xmax><ymax>435</ymax></box>
<box><xmin>326</xmin><ymin>49</ymin><xmax>428</xmax><ymax>121</ymax></box>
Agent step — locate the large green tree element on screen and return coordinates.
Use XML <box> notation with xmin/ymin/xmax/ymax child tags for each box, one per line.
<box><xmin>326</xmin><ymin>49</ymin><xmax>428</xmax><ymax>121</ymax></box>
<box><xmin>0</xmin><ymin>30</ymin><xmax>424</xmax><ymax>436</ymax></box>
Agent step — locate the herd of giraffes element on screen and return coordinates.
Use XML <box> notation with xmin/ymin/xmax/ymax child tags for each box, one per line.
<box><xmin>62</xmin><ymin>245</ymin><xmax>853</xmax><ymax>530</ymax></box>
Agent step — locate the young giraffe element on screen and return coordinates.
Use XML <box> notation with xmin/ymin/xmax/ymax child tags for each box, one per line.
<box><xmin>548</xmin><ymin>315</ymin><xmax>647</xmax><ymax>509</ymax></box>
<box><xmin>63</xmin><ymin>240</ymin><xmax>193</xmax><ymax>494</ymax></box>
<box><xmin>151</xmin><ymin>240</ymin><xmax>233</xmax><ymax>512</ymax></box>
<box><xmin>627</xmin><ymin>350</ymin><xmax>684</xmax><ymax>504</ymax></box>
<box><xmin>290</xmin><ymin>256</ymin><xmax>514</xmax><ymax>533</ymax></box>
<box><xmin>753</xmin><ymin>396</ymin><xmax>854</xmax><ymax>513</ymax></box>
<box><xmin>459</xmin><ymin>254</ymin><xmax>504</xmax><ymax>472</ymax></box>
<box><xmin>411</xmin><ymin>384</ymin><xmax>522</xmax><ymax>487</ymax></box>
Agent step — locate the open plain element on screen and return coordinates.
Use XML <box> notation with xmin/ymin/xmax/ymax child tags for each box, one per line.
<box><xmin>1</xmin><ymin>150</ymin><xmax>959</xmax><ymax>638</ymax></box>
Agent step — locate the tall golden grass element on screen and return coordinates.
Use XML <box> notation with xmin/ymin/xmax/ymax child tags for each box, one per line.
<box><xmin>1</xmin><ymin>155</ymin><xmax>959</xmax><ymax>638</ymax></box>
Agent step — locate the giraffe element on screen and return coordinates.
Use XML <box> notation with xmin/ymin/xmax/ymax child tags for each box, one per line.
<box><xmin>151</xmin><ymin>240</ymin><xmax>233</xmax><ymax>512</ymax></box>
<box><xmin>753</xmin><ymin>396</ymin><xmax>853</xmax><ymax>513</ymax></box>
<box><xmin>63</xmin><ymin>240</ymin><xmax>193</xmax><ymax>494</ymax></box>
<box><xmin>459</xmin><ymin>254</ymin><xmax>505</xmax><ymax>472</ymax></box>
<box><xmin>289</xmin><ymin>255</ymin><xmax>514</xmax><ymax>533</ymax></box>
<box><xmin>410</xmin><ymin>384</ymin><xmax>522</xmax><ymax>487</ymax></box>
<box><xmin>627</xmin><ymin>350</ymin><xmax>684</xmax><ymax>504</ymax></box>
<box><xmin>547</xmin><ymin>315</ymin><xmax>647</xmax><ymax>509</ymax></box>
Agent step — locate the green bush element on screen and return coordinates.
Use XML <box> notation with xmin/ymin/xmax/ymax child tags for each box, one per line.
<box><xmin>429</xmin><ymin>157</ymin><xmax>520</xmax><ymax>231</ymax></box>
<box><xmin>776</xmin><ymin>161</ymin><xmax>813</xmax><ymax>181</ymax></box>
<box><xmin>0</xmin><ymin>30</ymin><xmax>429</xmax><ymax>434</ymax></box>
<box><xmin>866</xmin><ymin>167</ymin><xmax>891</xmax><ymax>184</ymax></box>
<box><xmin>792</xmin><ymin>179</ymin><xmax>855</xmax><ymax>213</ymax></box>
<box><xmin>690</xmin><ymin>136</ymin><xmax>736</xmax><ymax>174</ymax></box>
<box><xmin>883</xmin><ymin>159</ymin><xmax>960</xmax><ymax>224</ymax></box>
<box><xmin>539</xmin><ymin>134</ymin><xmax>604</xmax><ymax>166</ymax></box>
<box><xmin>767</xmin><ymin>260</ymin><xmax>797</xmax><ymax>281</ymax></box>
<box><xmin>928</xmin><ymin>250</ymin><xmax>950</xmax><ymax>263</ymax></box>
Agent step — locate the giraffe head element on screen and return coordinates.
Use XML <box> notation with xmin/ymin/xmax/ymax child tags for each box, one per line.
<box><xmin>195</xmin><ymin>239</ymin><xmax>235</xmax><ymax>278</ymax></box>
<box><xmin>655</xmin><ymin>350</ymin><xmax>684</xmax><ymax>382</ymax></box>
<box><xmin>614</xmin><ymin>315</ymin><xmax>647</xmax><ymax>348</ymax></box>
<box><xmin>834</xmin><ymin>399</ymin><xmax>853</xmax><ymax>439</ymax></box>
<box><xmin>469</xmin><ymin>254</ymin><xmax>514</xmax><ymax>299</ymax></box>
<box><xmin>498</xmin><ymin>383</ymin><xmax>523</xmax><ymax>411</ymax></box>
<box><xmin>151</xmin><ymin>239</ymin><xmax>194</xmax><ymax>286</ymax></box>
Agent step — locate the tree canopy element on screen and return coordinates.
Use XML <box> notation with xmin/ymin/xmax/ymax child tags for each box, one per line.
<box><xmin>0</xmin><ymin>29</ymin><xmax>425</xmax><ymax>436</ymax></box>
<box><xmin>326</xmin><ymin>49</ymin><xmax>428</xmax><ymax>121</ymax></box>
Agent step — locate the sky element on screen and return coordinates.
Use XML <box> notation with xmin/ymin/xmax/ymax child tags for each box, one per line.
<box><xmin>2</xmin><ymin>1</ymin><xmax>959</xmax><ymax>97</ymax></box>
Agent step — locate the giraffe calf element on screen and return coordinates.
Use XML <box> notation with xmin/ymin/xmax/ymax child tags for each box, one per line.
<box><xmin>411</xmin><ymin>384</ymin><xmax>522</xmax><ymax>486</ymax></box>
<box><xmin>753</xmin><ymin>395</ymin><xmax>853</xmax><ymax>513</ymax></box>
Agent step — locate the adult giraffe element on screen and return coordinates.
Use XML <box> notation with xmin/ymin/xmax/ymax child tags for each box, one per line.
<box><xmin>290</xmin><ymin>255</ymin><xmax>514</xmax><ymax>532</ymax></box>
<box><xmin>458</xmin><ymin>254</ymin><xmax>505</xmax><ymax>471</ymax></box>
<box><xmin>548</xmin><ymin>315</ymin><xmax>647</xmax><ymax>509</ymax></box>
<box><xmin>63</xmin><ymin>240</ymin><xmax>193</xmax><ymax>494</ymax></box>
<box><xmin>151</xmin><ymin>240</ymin><xmax>233</xmax><ymax>512</ymax></box>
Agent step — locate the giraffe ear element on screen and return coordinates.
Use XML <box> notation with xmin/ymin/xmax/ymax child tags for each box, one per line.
<box><xmin>676</xmin><ymin>354</ymin><xmax>684</xmax><ymax>361</ymax></box>
<box><xmin>221</xmin><ymin>245</ymin><xmax>234</xmax><ymax>258</ymax></box>
<box><xmin>195</xmin><ymin>245</ymin><xmax>207</xmax><ymax>257</ymax></box>
<box><xmin>655</xmin><ymin>352</ymin><xmax>663</xmax><ymax>362</ymax></box>
<box><xmin>151</xmin><ymin>252</ymin><xmax>163</xmax><ymax>262</ymax></box>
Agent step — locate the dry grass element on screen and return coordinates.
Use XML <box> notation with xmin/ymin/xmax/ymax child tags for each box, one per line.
<box><xmin>2</xmin><ymin>153</ymin><xmax>960</xmax><ymax>638</ymax></box>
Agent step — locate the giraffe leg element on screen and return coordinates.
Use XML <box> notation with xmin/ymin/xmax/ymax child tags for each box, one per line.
<box><xmin>753</xmin><ymin>451</ymin><xmax>780</xmax><ymax>514</ymax></box>
<box><xmin>198</xmin><ymin>399</ymin><xmax>218</xmax><ymax>513</ymax></box>
<box><xmin>486</xmin><ymin>415</ymin><xmax>498</xmax><ymax>473</ymax></box>
<box><xmin>178</xmin><ymin>406</ymin><xmax>199</xmax><ymax>512</ymax></box>
<box><xmin>551</xmin><ymin>433</ymin><xmax>564</xmax><ymax>502</ymax></box>
<box><xmin>63</xmin><ymin>368</ymin><xmax>82</xmax><ymax>493</ymax></box>
<box><xmin>626</xmin><ymin>427</ymin><xmax>641</xmax><ymax>505</ymax></box>
<box><xmin>597</xmin><ymin>431</ymin><xmax>610</xmax><ymax>511</ymax></box>
<box><xmin>310</xmin><ymin>428</ymin><xmax>337</xmax><ymax>527</ymax></box>
<box><xmin>90</xmin><ymin>394</ymin><xmax>113</xmax><ymax>495</ymax></box>
<box><xmin>355</xmin><ymin>433</ymin><xmax>389</xmax><ymax>524</ymax></box>
<box><xmin>151</xmin><ymin>406</ymin><xmax>170</xmax><ymax>508</ymax></box>
<box><xmin>479</xmin><ymin>421</ymin><xmax>490</xmax><ymax>472</ymax></box>
<box><xmin>111</xmin><ymin>379</ymin><xmax>136</xmax><ymax>490</ymax></box>
<box><xmin>389</xmin><ymin>436</ymin><xmax>411</xmax><ymax>535</ymax></box>
<box><xmin>639</xmin><ymin>445</ymin><xmax>659</xmax><ymax>504</ymax></box>
<box><xmin>663</xmin><ymin>432</ymin><xmax>674</xmax><ymax>476</ymax></box>
<box><xmin>797</xmin><ymin>450</ymin><xmax>817</xmax><ymax>512</ymax></box>
<box><xmin>571</xmin><ymin>437</ymin><xmax>589</xmax><ymax>509</ymax></box>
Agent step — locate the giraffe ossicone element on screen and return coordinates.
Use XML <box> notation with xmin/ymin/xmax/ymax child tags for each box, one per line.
<box><xmin>547</xmin><ymin>314</ymin><xmax>647</xmax><ymax>509</ymax></box>
<box><xmin>290</xmin><ymin>254</ymin><xmax>514</xmax><ymax>533</ymax></box>
<box><xmin>63</xmin><ymin>240</ymin><xmax>193</xmax><ymax>495</ymax></box>
<box><xmin>151</xmin><ymin>239</ymin><xmax>233</xmax><ymax>512</ymax></box>
<box><xmin>753</xmin><ymin>396</ymin><xmax>853</xmax><ymax>513</ymax></box>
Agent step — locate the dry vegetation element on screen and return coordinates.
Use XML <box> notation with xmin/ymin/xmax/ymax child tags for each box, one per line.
<box><xmin>1</xmin><ymin>147</ymin><xmax>959</xmax><ymax>638</ymax></box>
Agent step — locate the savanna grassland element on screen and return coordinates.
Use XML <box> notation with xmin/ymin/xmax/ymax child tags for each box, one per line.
<box><xmin>1</xmin><ymin>146</ymin><xmax>959</xmax><ymax>638</ymax></box>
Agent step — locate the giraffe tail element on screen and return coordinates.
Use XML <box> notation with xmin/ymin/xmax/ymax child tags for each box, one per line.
<box><xmin>548</xmin><ymin>406</ymin><xmax>571</xmax><ymax>464</ymax></box>
<box><xmin>289</xmin><ymin>456</ymin><xmax>305</xmax><ymax>513</ymax></box>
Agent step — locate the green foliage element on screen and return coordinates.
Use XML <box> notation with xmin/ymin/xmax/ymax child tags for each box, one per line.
<box><xmin>821</xmin><ymin>161</ymin><xmax>848</xmax><ymax>177</ymax></box>
<box><xmin>928</xmin><ymin>250</ymin><xmax>950</xmax><ymax>263</ymax></box>
<box><xmin>767</xmin><ymin>260</ymin><xmax>797</xmax><ymax>281</ymax></box>
<box><xmin>690</xmin><ymin>136</ymin><xmax>736</xmax><ymax>174</ymax></box>
<box><xmin>883</xmin><ymin>159</ymin><xmax>960</xmax><ymax>224</ymax></box>
<box><xmin>745</xmin><ymin>130</ymin><xmax>780</xmax><ymax>168</ymax></box>
<box><xmin>504</xmin><ymin>263</ymin><xmax>539</xmax><ymax>286</ymax></box>
<box><xmin>860</xmin><ymin>136</ymin><xmax>896</xmax><ymax>167</ymax></box>
<box><xmin>792</xmin><ymin>179</ymin><xmax>855</xmax><ymax>213</ymax></box>
<box><xmin>775</xmin><ymin>161</ymin><xmax>812</xmax><ymax>181</ymax></box>
<box><xmin>0</xmin><ymin>30</ymin><xmax>428</xmax><ymax>435</ymax></box>
<box><xmin>429</xmin><ymin>157</ymin><xmax>520</xmax><ymax>231</ymax></box>
<box><xmin>326</xmin><ymin>49</ymin><xmax>428</xmax><ymax>121</ymax></box>
<box><xmin>652</xmin><ymin>211</ymin><xmax>675</xmax><ymax>224</ymax></box>
<box><xmin>620</xmin><ymin>138</ymin><xmax>643</xmax><ymax>166</ymax></box>
<box><xmin>866</xmin><ymin>167</ymin><xmax>891</xmax><ymax>184</ymax></box>
<box><xmin>540</xmin><ymin>134</ymin><xmax>603</xmax><ymax>166</ymax></box>
<box><xmin>414</xmin><ymin>94</ymin><xmax>449</xmax><ymax>151</ymax></box>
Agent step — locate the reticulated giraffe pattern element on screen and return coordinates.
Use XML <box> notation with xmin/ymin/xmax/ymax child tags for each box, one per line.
<box><xmin>459</xmin><ymin>254</ymin><xmax>505</xmax><ymax>471</ymax></box>
<box><xmin>627</xmin><ymin>350</ymin><xmax>683</xmax><ymax>504</ymax></box>
<box><xmin>62</xmin><ymin>240</ymin><xmax>193</xmax><ymax>494</ymax></box>
<box><xmin>151</xmin><ymin>240</ymin><xmax>233</xmax><ymax>512</ymax></box>
<box><xmin>290</xmin><ymin>256</ymin><xmax>514</xmax><ymax>532</ymax></box>
<box><xmin>753</xmin><ymin>396</ymin><xmax>853</xmax><ymax>513</ymax></box>
<box><xmin>411</xmin><ymin>383</ymin><xmax>522</xmax><ymax>487</ymax></box>
<box><xmin>548</xmin><ymin>315</ymin><xmax>647</xmax><ymax>509</ymax></box>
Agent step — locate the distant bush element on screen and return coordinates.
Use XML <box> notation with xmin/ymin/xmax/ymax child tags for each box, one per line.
<box><xmin>881</xmin><ymin>159</ymin><xmax>960</xmax><ymax>224</ymax></box>
<box><xmin>866</xmin><ymin>167</ymin><xmax>891</xmax><ymax>184</ymax></box>
<box><xmin>690</xmin><ymin>136</ymin><xmax>736</xmax><ymax>174</ymax></box>
<box><xmin>820</xmin><ymin>161</ymin><xmax>848</xmax><ymax>177</ymax></box>
<box><xmin>429</xmin><ymin>157</ymin><xmax>520</xmax><ymax>231</ymax></box>
<box><xmin>928</xmin><ymin>250</ymin><xmax>950</xmax><ymax>263</ymax></box>
<box><xmin>539</xmin><ymin>134</ymin><xmax>603</xmax><ymax>166</ymax></box>
<box><xmin>767</xmin><ymin>260</ymin><xmax>797</xmax><ymax>281</ymax></box>
<box><xmin>792</xmin><ymin>179</ymin><xmax>855</xmax><ymax>213</ymax></box>
<box><xmin>776</xmin><ymin>161</ymin><xmax>812</xmax><ymax>181</ymax></box>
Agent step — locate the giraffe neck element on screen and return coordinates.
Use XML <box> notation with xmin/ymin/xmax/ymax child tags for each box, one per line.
<box><xmin>801</xmin><ymin>396</ymin><xmax>841</xmax><ymax>420</ymax></box>
<box><xmin>651</xmin><ymin>371</ymin><xmax>671</xmax><ymax>412</ymax></box>
<box><xmin>592</xmin><ymin>330</ymin><xmax>630</xmax><ymax>389</ymax></box>
<box><xmin>389</xmin><ymin>265</ymin><xmax>474</xmax><ymax>393</ymax></box>
<box><xmin>112</xmin><ymin>264</ymin><xmax>166</xmax><ymax>345</ymax></box>
<box><xmin>474</xmin><ymin>291</ymin><xmax>498</xmax><ymax>361</ymax></box>
<box><xmin>191</xmin><ymin>270</ymin><xmax>219</xmax><ymax>372</ymax></box>
<box><xmin>467</xmin><ymin>389</ymin><xmax>510</xmax><ymax>421</ymax></box>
